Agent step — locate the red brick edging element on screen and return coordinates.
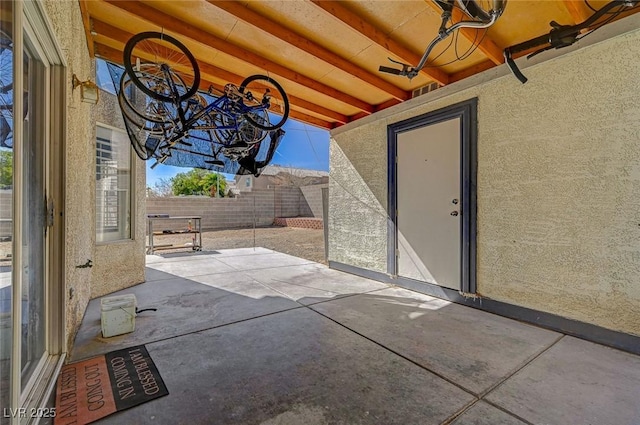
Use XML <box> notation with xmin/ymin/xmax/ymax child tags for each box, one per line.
<box><xmin>273</xmin><ymin>217</ymin><xmax>323</xmax><ymax>230</ymax></box>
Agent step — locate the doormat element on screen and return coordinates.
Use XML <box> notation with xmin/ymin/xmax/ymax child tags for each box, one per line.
<box><xmin>54</xmin><ymin>345</ymin><xmax>168</xmax><ymax>425</ymax></box>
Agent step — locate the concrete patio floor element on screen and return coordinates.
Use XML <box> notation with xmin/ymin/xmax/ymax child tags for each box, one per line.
<box><xmin>71</xmin><ymin>248</ymin><xmax>640</xmax><ymax>425</ymax></box>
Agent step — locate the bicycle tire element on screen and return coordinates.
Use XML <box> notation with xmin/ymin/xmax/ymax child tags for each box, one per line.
<box><xmin>119</xmin><ymin>72</ymin><xmax>177</xmax><ymax>126</ymax></box>
<box><xmin>123</xmin><ymin>31</ymin><xmax>200</xmax><ymax>103</ymax></box>
<box><xmin>238</xmin><ymin>75</ymin><xmax>289</xmax><ymax>131</ymax></box>
<box><xmin>123</xmin><ymin>117</ymin><xmax>156</xmax><ymax>160</ymax></box>
<box><xmin>456</xmin><ymin>0</ymin><xmax>506</xmax><ymax>21</ymax></box>
<box><xmin>118</xmin><ymin>91</ymin><xmax>173</xmax><ymax>134</ymax></box>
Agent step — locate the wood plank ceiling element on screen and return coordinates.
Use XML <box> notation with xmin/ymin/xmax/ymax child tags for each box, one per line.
<box><xmin>80</xmin><ymin>0</ymin><xmax>639</xmax><ymax>129</ymax></box>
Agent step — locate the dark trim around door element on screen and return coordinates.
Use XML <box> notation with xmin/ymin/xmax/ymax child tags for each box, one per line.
<box><xmin>387</xmin><ymin>98</ymin><xmax>478</xmax><ymax>293</ymax></box>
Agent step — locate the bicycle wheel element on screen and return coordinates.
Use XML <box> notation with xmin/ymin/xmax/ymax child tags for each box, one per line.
<box><xmin>119</xmin><ymin>71</ymin><xmax>178</xmax><ymax>126</ymax></box>
<box><xmin>456</xmin><ymin>0</ymin><xmax>506</xmax><ymax>21</ymax></box>
<box><xmin>123</xmin><ymin>31</ymin><xmax>200</xmax><ymax>103</ymax></box>
<box><xmin>122</xmin><ymin>114</ymin><xmax>165</xmax><ymax>161</ymax></box>
<box><xmin>0</xmin><ymin>29</ymin><xmax>13</xmax><ymax>148</ymax></box>
<box><xmin>217</xmin><ymin>111</ymin><xmax>267</xmax><ymax>145</ymax></box>
<box><xmin>238</xmin><ymin>75</ymin><xmax>289</xmax><ymax>131</ymax></box>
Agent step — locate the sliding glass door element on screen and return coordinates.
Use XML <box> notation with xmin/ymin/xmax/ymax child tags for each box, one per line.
<box><xmin>0</xmin><ymin>2</ymin><xmax>15</xmax><ymax>419</ymax></box>
<box><xmin>20</xmin><ymin>37</ymin><xmax>47</xmax><ymax>392</ymax></box>
<box><xmin>0</xmin><ymin>2</ymin><xmax>64</xmax><ymax>422</ymax></box>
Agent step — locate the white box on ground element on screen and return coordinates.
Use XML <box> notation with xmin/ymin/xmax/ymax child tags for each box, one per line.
<box><xmin>101</xmin><ymin>294</ymin><xmax>137</xmax><ymax>337</ymax></box>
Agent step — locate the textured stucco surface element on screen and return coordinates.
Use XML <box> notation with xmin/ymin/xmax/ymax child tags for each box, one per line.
<box><xmin>92</xmin><ymin>91</ymin><xmax>146</xmax><ymax>298</ymax></box>
<box><xmin>329</xmin><ymin>28</ymin><xmax>640</xmax><ymax>336</ymax></box>
<box><xmin>43</xmin><ymin>0</ymin><xmax>95</xmax><ymax>353</ymax></box>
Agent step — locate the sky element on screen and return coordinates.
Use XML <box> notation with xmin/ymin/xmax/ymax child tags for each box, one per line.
<box><xmin>96</xmin><ymin>60</ymin><xmax>330</xmax><ymax>187</ymax></box>
<box><xmin>146</xmin><ymin>118</ymin><xmax>329</xmax><ymax>187</ymax></box>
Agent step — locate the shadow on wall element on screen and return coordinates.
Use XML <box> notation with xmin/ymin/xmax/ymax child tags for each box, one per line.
<box><xmin>329</xmin><ymin>141</ymin><xmax>389</xmax><ymax>271</ymax></box>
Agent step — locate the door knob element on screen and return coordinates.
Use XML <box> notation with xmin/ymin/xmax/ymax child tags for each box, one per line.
<box><xmin>450</xmin><ymin>211</ymin><xmax>459</xmax><ymax>216</ymax></box>
<box><xmin>452</xmin><ymin>199</ymin><xmax>459</xmax><ymax>204</ymax></box>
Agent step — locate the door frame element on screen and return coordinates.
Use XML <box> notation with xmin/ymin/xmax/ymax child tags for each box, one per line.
<box><xmin>6</xmin><ymin>1</ymin><xmax>66</xmax><ymax>420</ymax></box>
<box><xmin>387</xmin><ymin>98</ymin><xmax>477</xmax><ymax>293</ymax></box>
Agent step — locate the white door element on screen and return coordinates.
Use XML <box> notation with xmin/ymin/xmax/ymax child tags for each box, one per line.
<box><xmin>397</xmin><ymin>118</ymin><xmax>461</xmax><ymax>290</ymax></box>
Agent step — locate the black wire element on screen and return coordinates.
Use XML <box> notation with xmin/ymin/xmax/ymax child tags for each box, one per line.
<box><xmin>584</xmin><ymin>0</ymin><xmax>640</xmax><ymax>14</ymax></box>
<box><xmin>454</xmin><ymin>22</ymin><xmax>461</xmax><ymax>59</ymax></box>
<box><xmin>459</xmin><ymin>27</ymin><xmax>486</xmax><ymax>61</ymax></box>
<box><xmin>422</xmin><ymin>31</ymin><xmax>455</xmax><ymax>68</ymax></box>
<box><xmin>424</xmin><ymin>25</ymin><xmax>485</xmax><ymax>68</ymax></box>
<box><xmin>577</xmin><ymin>4</ymin><xmax>626</xmax><ymax>40</ymax></box>
<box><xmin>416</xmin><ymin>1</ymin><xmax>500</xmax><ymax>69</ymax></box>
<box><xmin>584</xmin><ymin>0</ymin><xmax>600</xmax><ymax>13</ymax></box>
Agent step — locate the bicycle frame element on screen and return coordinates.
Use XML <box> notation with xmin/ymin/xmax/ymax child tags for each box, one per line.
<box><xmin>145</xmin><ymin>70</ymin><xmax>274</xmax><ymax>168</ymax></box>
<box><xmin>156</xmin><ymin>63</ymin><xmax>269</xmax><ymax>147</ymax></box>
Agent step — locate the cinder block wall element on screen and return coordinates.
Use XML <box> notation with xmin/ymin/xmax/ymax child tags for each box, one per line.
<box><xmin>274</xmin><ymin>187</ymin><xmax>304</xmax><ymax>218</ymax></box>
<box><xmin>146</xmin><ymin>186</ymin><xmax>320</xmax><ymax>232</ymax></box>
<box><xmin>300</xmin><ymin>184</ymin><xmax>327</xmax><ymax>218</ymax></box>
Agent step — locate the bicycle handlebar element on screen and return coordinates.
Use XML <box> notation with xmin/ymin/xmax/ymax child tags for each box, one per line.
<box><xmin>379</xmin><ymin>0</ymin><xmax>505</xmax><ymax>79</ymax></box>
<box><xmin>378</xmin><ymin>66</ymin><xmax>403</xmax><ymax>75</ymax></box>
<box><xmin>504</xmin><ymin>0</ymin><xmax>638</xmax><ymax>83</ymax></box>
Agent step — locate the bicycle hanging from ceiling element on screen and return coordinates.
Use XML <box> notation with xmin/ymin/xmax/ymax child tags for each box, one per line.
<box><xmin>379</xmin><ymin>0</ymin><xmax>507</xmax><ymax>79</ymax></box>
<box><xmin>113</xmin><ymin>31</ymin><xmax>290</xmax><ymax>176</ymax></box>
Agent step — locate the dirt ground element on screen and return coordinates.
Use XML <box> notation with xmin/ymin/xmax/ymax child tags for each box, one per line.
<box><xmin>0</xmin><ymin>226</ymin><xmax>326</xmax><ymax>268</ymax></box>
<box><xmin>149</xmin><ymin>226</ymin><xmax>327</xmax><ymax>264</ymax></box>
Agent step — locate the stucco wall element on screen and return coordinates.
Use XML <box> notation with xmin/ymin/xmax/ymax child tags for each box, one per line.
<box><xmin>329</xmin><ymin>27</ymin><xmax>640</xmax><ymax>336</ymax></box>
<box><xmin>92</xmin><ymin>90</ymin><xmax>146</xmax><ymax>298</ymax></box>
<box><xmin>43</xmin><ymin>0</ymin><xmax>95</xmax><ymax>353</ymax></box>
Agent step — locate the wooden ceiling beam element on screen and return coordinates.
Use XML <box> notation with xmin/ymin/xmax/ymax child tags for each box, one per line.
<box><xmin>424</xmin><ymin>1</ymin><xmax>504</xmax><ymax>65</ymax></box>
<box><xmin>287</xmin><ymin>110</ymin><xmax>333</xmax><ymax>130</ymax></box>
<box><xmin>310</xmin><ymin>0</ymin><xmax>450</xmax><ymax>85</ymax></box>
<box><xmin>102</xmin><ymin>0</ymin><xmax>374</xmax><ymax>114</ymax></box>
<box><xmin>563</xmin><ymin>0</ymin><xmax>593</xmax><ymax>24</ymax></box>
<box><xmin>207</xmin><ymin>0</ymin><xmax>410</xmax><ymax>102</ymax></box>
<box><xmin>92</xmin><ymin>21</ymin><xmax>347</xmax><ymax>125</ymax></box>
<box><xmin>95</xmin><ymin>43</ymin><xmax>335</xmax><ymax>131</ymax></box>
<box><xmin>78</xmin><ymin>0</ymin><xmax>95</xmax><ymax>57</ymax></box>
<box><xmin>375</xmin><ymin>98</ymin><xmax>402</xmax><ymax>112</ymax></box>
<box><xmin>450</xmin><ymin>58</ymin><xmax>496</xmax><ymax>82</ymax></box>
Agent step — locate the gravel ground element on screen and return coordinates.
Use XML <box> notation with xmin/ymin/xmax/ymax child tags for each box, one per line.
<box><xmin>148</xmin><ymin>226</ymin><xmax>327</xmax><ymax>264</ymax></box>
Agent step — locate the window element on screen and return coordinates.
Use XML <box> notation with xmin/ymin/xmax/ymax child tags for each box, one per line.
<box><xmin>245</xmin><ymin>176</ymin><xmax>252</xmax><ymax>188</ymax></box>
<box><xmin>95</xmin><ymin>58</ymin><xmax>116</xmax><ymax>95</ymax></box>
<box><xmin>96</xmin><ymin>125</ymin><xmax>132</xmax><ymax>242</ymax></box>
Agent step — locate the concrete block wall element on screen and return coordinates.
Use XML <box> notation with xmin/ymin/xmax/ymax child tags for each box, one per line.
<box><xmin>300</xmin><ymin>184</ymin><xmax>327</xmax><ymax>218</ymax></box>
<box><xmin>274</xmin><ymin>187</ymin><xmax>305</xmax><ymax>218</ymax></box>
<box><xmin>146</xmin><ymin>187</ymin><xmax>306</xmax><ymax>232</ymax></box>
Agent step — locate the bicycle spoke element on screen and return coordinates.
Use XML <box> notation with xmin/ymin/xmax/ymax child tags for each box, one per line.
<box><xmin>123</xmin><ymin>32</ymin><xmax>200</xmax><ymax>102</ymax></box>
<box><xmin>239</xmin><ymin>75</ymin><xmax>290</xmax><ymax>131</ymax></box>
